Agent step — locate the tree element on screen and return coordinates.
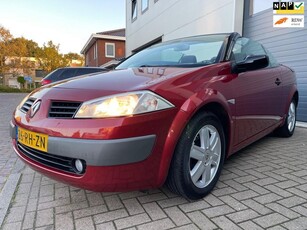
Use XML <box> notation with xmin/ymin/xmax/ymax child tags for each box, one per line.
<box><xmin>64</xmin><ymin>52</ymin><xmax>85</xmax><ymax>66</ymax></box>
<box><xmin>36</xmin><ymin>41</ymin><xmax>68</xmax><ymax>72</ymax></box>
<box><xmin>0</xmin><ymin>26</ymin><xmax>13</xmax><ymax>75</ymax></box>
<box><xmin>17</xmin><ymin>76</ymin><xmax>25</xmax><ymax>88</ymax></box>
<box><xmin>0</xmin><ymin>26</ymin><xmax>40</xmax><ymax>76</ymax></box>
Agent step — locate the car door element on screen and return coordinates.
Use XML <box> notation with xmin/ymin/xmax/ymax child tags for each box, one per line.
<box><xmin>231</xmin><ymin>37</ymin><xmax>283</xmax><ymax>146</ymax></box>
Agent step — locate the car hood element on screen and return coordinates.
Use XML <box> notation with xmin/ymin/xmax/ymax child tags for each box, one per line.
<box><xmin>29</xmin><ymin>65</ymin><xmax>225</xmax><ymax>103</ymax></box>
<box><xmin>48</xmin><ymin>67</ymin><xmax>199</xmax><ymax>92</ymax></box>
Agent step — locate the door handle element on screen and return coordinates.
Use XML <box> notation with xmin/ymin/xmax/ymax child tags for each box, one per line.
<box><xmin>275</xmin><ymin>78</ymin><xmax>282</xmax><ymax>86</ymax></box>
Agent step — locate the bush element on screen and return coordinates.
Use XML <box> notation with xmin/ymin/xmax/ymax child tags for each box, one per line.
<box><xmin>0</xmin><ymin>85</ymin><xmax>33</xmax><ymax>93</ymax></box>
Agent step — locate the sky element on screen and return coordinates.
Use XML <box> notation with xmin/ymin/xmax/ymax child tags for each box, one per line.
<box><xmin>0</xmin><ymin>0</ymin><xmax>126</xmax><ymax>54</ymax></box>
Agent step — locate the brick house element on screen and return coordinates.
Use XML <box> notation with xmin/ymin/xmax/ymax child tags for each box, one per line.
<box><xmin>81</xmin><ymin>29</ymin><xmax>125</xmax><ymax>69</ymax></box>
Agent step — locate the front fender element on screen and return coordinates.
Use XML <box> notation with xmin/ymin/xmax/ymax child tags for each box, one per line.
<box><xmin>156</xmin><ymin>88</ymin><xmax>234</xmax><ymax>186</ymax></box>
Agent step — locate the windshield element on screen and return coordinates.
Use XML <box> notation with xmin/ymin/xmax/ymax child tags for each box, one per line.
<box><xmin>116</xmin><ymin>34</ymin><xmax>227</xmax><ymax>69</ymax></box>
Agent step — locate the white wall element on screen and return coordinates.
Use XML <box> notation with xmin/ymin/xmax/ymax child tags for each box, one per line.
<box><xmin>126</xmin><ymin>0</ymin><xmax>244</xmax><ymax>55</ymax></box>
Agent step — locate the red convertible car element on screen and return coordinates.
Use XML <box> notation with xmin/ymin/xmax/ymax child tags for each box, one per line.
<box><xmin>10</xmin><ymin>33</ymin><xmax>298</xmax><ymax>199</ymax></box>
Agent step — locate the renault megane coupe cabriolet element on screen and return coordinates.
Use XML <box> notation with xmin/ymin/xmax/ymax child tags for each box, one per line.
<box><xmin>10</xmin><ymin>33</ymin><xmax>298</xmax><ymax>199</ymax></box>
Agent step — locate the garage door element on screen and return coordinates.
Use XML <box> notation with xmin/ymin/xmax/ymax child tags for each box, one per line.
<box><xmin>243</xmin><ymin>3</ymin><xmax>307</xmax><ymax>122</ymax></box>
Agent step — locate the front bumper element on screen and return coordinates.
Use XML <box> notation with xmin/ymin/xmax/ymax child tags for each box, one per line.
<box><xmin>10</xmin><ymin>121</ymin><xmax>156</xmax><ymax>167</ymax></box>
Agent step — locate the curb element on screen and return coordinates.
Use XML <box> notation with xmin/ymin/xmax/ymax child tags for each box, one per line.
<box><xmin>297</xmin><ymin>121</ymin><xmax>307</xmax><ymax>128</ymax></box>
<box><xmin>0</xmin><ymin>173</ymin><xmax>21</xmax><ymax>228</ymax></box>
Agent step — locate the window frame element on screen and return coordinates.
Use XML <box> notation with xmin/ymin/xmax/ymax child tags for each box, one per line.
<box><xmin>105</xmin><ymin>43</ymin><xmax>115</xmax><ymax>58</ymax></box>
<box><xmin>93</xmin><ymin>43</ymin><xmax>98</xmax><ymax>60</ymax></box>
<box><xmin>131</xmin><ymin>0</ymin><xmax>137</xmax><ymax>21</ymax></box>
<box><xmin>142</xmin><ymin>0</ymin><xmax>149</xmax><ymax>13</ymax></box>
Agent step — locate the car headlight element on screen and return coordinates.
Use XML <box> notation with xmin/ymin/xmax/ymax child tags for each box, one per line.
<box><xmin>74</xmin><ymin>90</ymin><xmax>174</xmax><ymax>118</ymax></box>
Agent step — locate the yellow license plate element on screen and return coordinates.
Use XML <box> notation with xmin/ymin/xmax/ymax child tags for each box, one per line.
<box><xmin>17</xmin><ymin>127</ymin><xmax>48</xmax><ymax>152</ymax></box>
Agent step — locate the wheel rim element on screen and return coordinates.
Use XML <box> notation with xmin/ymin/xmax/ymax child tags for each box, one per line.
<box><xmin>189</xmin><ymin>125</ymin><xmax>221</xmax><ymax>188</ymax></box>
<box><xmin>287</xmin><ymin>102</ymin><xmax>296</xmax><ymax>132</ymax></box>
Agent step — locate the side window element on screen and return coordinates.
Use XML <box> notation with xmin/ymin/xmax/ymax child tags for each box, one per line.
<box><xmin>59</xmin><ymin>69</ymin><xmax>78</xmax><ymax>80</ymax></box>
<box><xmin>45</xmin><ymin>69</ymin><xmax>64</xmax><ymax>81</ymax></box>
<box><xmin>264</xmin><ymin>48</ymin><xmax>279</xmax><ymax>67</ymax></box>
<box><xmin>76</xmin><ymin>68</ymin><xmax>103</xmax><ymax>76</ymax></box>
<box><xmin>231</xmin><ymin>37</ymin><xmax>266</xmax><ymax>63</ymax></box>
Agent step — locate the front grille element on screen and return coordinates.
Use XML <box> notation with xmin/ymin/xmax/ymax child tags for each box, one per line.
<box><xmin>20</xmin><ymin>98</ymin><xmax>36</xmax><ymax>113</ymax></box>
<box><xmin>17</xmin><ymin>142</ymin><xmax>85</xmax><ymax>175</ymax></box>
<box><xmin>49</xmin><ymin>101</ymin><xmax>81</xmax><ymax>118</ymax></box>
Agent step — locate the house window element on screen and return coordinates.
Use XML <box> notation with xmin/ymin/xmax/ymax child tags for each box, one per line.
<box><xmin>93</xmin><ymin>43</ymin><xmax>98</xmax><ymax>60</ymax></box>
<box><xmin>105</xmin><ymin>43</ymin><xmax>115</xmax><ymax>58</ymax></box>
<box><xmin>142</xmin><ymin>0</ymin><xmax>148</xmax><ymax>12</ymax></box>
<box><xmin>132</xmin><ymin>0</ymin><xmax>137</xmax><ymax>20</ymax></box>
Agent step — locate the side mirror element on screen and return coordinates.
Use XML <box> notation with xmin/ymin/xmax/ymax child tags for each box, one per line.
<box><xmin>235</xmin><ymin>55</ymin><xmax>269</xmax><ymax>73</ymax></box>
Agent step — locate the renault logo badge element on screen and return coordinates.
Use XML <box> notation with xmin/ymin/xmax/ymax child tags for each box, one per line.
<box><xmin>30</xmin><ymin>100</ymin><xmax>41</xmax><ymax>118</ymax></box>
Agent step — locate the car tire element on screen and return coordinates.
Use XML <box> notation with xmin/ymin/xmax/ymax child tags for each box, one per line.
<box><xmin>275</xmin><ymin>100</ymin><xmax>297</xmax><ymax>137</ymax></box>
<box><xmin>166</xmin><ymin>112</ymin><xmax>225</xmax><ymax>200</ymax></box>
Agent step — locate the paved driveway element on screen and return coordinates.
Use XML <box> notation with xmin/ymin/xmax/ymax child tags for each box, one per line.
<box><xmin>1</xmin><ymin>93</ymin><xmax>307</xmax><ymax>230</ymax></box>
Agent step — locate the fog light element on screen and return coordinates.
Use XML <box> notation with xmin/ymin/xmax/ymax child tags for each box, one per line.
<box><xmin>74</xmin><ymin>159</ymin><xmax>84</xmax><ymax>173</ymax></box>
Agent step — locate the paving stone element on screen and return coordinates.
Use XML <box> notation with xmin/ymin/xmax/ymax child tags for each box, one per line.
<box><xmin>171</xmin><ymin>223</ymin><xmax>199</xmax><ymax>230</ymax></box>
<box><xmin>239</xmin><ymin>221</ymin><xmax>263</xmax><ymax>230</ymax></box>
<box><xmin>158</xmin><ymin>196</ymin><xmax>187</xmax><ymax>208</ymax></box>
<box><xmin>122</xmin><ymin>198</ymin><xmax>145</xmax><ymax>215</ymax></box>
<box><xmin>253</xmin><ymin>213</ymin><xmax>288</xmax><ymax>228</ymax></box>
<box><xmin>38</xmin><ymin>198</ymin><xmax>70</xmax><ymax>210</ymax></box>
<box><xmin>253</xmin><ymin>193</ymin><xmax>283</xmax><ymax>204</ymax></box>
<box><xmin>179</xmin><ymin>200</ymin><xmax>210</xmax><ymax>213</ymax></box>
<box><xmin>104</xmin><ymin>195</ymin><xmax>124</xmax><ymax>211</ymax></box>
<box><xmin>265</xmin><ymin>184</ymin><xmax>293</xmax><ymax>197</ymax></box>
<box><xmin>1</xmin><ymin>222</ymin><xmax>22</xmax><ymax>230</ymax></box>
<box><xmin>292</xmin><ymin>206</ymin><xmax>307</xmax><ymax>217</ymax></box>
<box><xmin>164</xmin><ymin>206</ymin><xmax>191</xmax><ymax>226</ymax></box>
<box><xmin>137</xmin><ymin>218</ymin><xmax>175</xmax><ymax>230</ymax></box>
<box><xmin>201</xmin><ymin>204</ymin><xmax>235</xmax><ymax>218</ymax></box>
<box><xmin>244</xmin><ymin>182</ymin><xmax>270</xmax><ymax>195</ymax></box>
<box><xmin>114</xmin><ymin>213</ymin><xmax>151</xmax><ymax>229</ymax></box>
<box><xmin>5</xmin><ymin>206</ymin><xmax>26</xmax><ymax>223</ymax></box>
<box><xmin>75</xmin><ymin>216</ymin><xmax>95</xmax><ymax>230</ymax></box>
<box><xmin>212</xmin><ymin>187</ymin><xmax>237</xmax><ymax>197</ymax></box>
<box><xmin>96</xmin><ymin>221</ymin><xmax>116</xmax><ymax>230</ymax></box>
<box><xmin>137</xmin><ymin>193</ymin><xmax>168</xmax><ymax>204</ymax></box>
<box><xmin>54</xmin><ymin>187</ymin><xmax>70</xmax><ymax>200</ymax></box>
<box><xmin>55</xmin><ymin>200</ymin><xmax>88</xmax><ymax>214</ymax></box>
<box><xmin>73</xmin><ymin>204</ymin><xmax>108</xmax><ymax>219</ymax></box>
<box><xmin>231</xmin><ymin>190</ymin><xmax>259</xmax><ymax>201</ymax></box>
<box><xmin>55</xmin><ymin>212</ymin><xmax>74</xmax><ymax>230</ymax></box>
<box><xmin>86</xmin><ymin>192</ymin><xmax>104</xmax><ymax>206</ymax></box>
<box><xmin>266</xmin><ymin>203</ymin><xmax>300</xmax><ymax>219</ymax></box>
<box><xmin>35</xmin><ymin>208</ymin><xmax>54</xmax><ymax>227</ymax></box>
<box><xmin>275</xmin><ymin>180</ymin><xmax>299</xmax><ymax>189</ymax></box>
<box><xmin>187</xmin><ymin>211</ymin><xmax>217</xmax><ymax>230</ymax></box>
<box><xmin>143</xmin><ymin>202</ymin><xmax>167</xmax><ymax>220</ymax></box>
<box><xmin>94</xmin><ymin>209</ymin><xmax>128</xmax><ymax>224</ymax></box>
<box><xmin>211</xmin><ymin>216</ymin><xmax>242</xmax><ymax>230</ymax></box>
<box><xmin>226</xmin><ymin>209</ymin><xmax>259</xmax><ymax>223</ymax></box>
<box><xmin>203</xmin><ymin>194</ymin><xmax>224</xmax><ymax>206</ymax></box>
<box><xmin>223</xmin><ymin>180</ymin><xmax>248</xmax><ymax>191</ymax></box>
<box><xmin>287</xmin><ymin>187</ymin><xmax>307</xmax><ymax>199</ymax></box>
<box><xmin>219</xmin><ymin>195</ymin><xmax>247</xmax><ymax>211</ymax></box>
<box><xmin>22</xmin><ymin>211</ymin><xmax>36</xmax><ymax>229</ymax></box>
<box><xmin>277</xmin><ymin>196</ymin><xmax>306</xmax><ymax>208</ymax></box>
<box><xmin>242</xmin><ymin>199</ymin><xmax>272</xmax><ymax>215</ymax></box>
<box><xmin>282</xmin><ymin>217</ymin><xmax>307</xmax><ymax>230</ymax></box>
<box><xmin>234</xmin><ymin>175</ymin><xmax>258</xmax><ymax>184</ymax></box>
